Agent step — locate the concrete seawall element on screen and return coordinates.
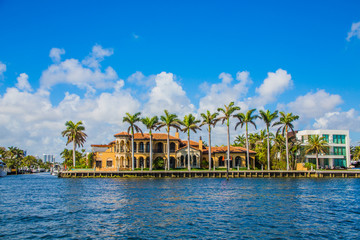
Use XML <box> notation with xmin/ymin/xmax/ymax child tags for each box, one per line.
<box><xmin>59</xmin><ymin>170</ymin><xmax>360</xmax><ymax>178</ymax></box>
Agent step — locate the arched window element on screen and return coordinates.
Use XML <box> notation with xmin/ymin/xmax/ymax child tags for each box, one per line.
<box><xmin>139</xmin><ymin>142</ymin><xmax>144</xmax><ymax>152</ymax></box>
<box><xmin>235</xmin><ymin>156</ymin><xmax>241</xmax><ymax>167</ymax></box>
<box><xmin>181</xmin><ymin>155</ymin><xmax>184</xmax><ymax>167</ymax></box>
<box><xmin>139</xmin><ymin>157</ymin><xmax>144</xmax><ymax>167</ymax></box>
<box><xmin>146</xmin><ymin>157</ymin><xmax>150</xmax><ymax>168</ymax></box>
<box><xmin>120</xmin><ymin>141</ymin><xmax>125</xmax><ymax>152</ymax></box>
<box><xmin>133</xmin><ymin>142</ymin><xmax>137</xmax><ymax>152</ymax></box>
<box><xmin>219</xmin><ymin>156</ymin><xmax>224</xmax><ymax>167</ymax></box>
<box><xmin>156</xmin><ymin>143</ymin><xmax>163</xmax><ymax>153</ymax></box>
<box><xmin>146</xmin><ymin>142</ymin><xmax>150</xmax><ymax>152</ymax></box>
<box><xmin>192</xmin><ymin>155</ymin><xmax>197</xmax><ymax>167</ymax></box>
<box><xmin>170</xmin><ymin>142</ymin><xmax>176</xmax><ymax>153</ymax></box>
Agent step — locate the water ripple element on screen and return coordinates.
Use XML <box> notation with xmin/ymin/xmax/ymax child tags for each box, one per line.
<box><xmin>1</xmin><ymin>175</ymin><xmax>360</xmax><ymax>239</ymax></box>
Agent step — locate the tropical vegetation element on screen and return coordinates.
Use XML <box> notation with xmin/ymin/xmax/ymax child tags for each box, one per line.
<box><xmin>61</xmin><ymin>120</ymin><xmax>87</xmax><ymax>168</ymax></box>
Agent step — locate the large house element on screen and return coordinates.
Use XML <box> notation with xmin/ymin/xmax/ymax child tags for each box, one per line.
<box><xmin>296</xmin><ymin>130</ymin><xmax>350</xmax><ymax>168</ymax></box>
<box><xmin>91</xmin><ymin>131</ymin><xmax>256</xmax><ymax>171</ymax></box>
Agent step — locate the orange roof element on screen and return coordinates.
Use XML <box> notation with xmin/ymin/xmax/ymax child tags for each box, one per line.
<box><xmin>181</xmin><ymin>140</ymin><xmax>199</xmax><ymax>146</ymax></box>
<box><xmin>91</xmin><ymin>144</ymin><xmax>111</xmax><ymax>148</ymax></box>
<box><xmin>203</xmin><ymin>146</ymin><xmax>256</xmax><ymax>154</ymax></box>
<box><xmin>114</xmin><ymin>132</ymin><xmax>180</xmax><ymax>141</ymax></box>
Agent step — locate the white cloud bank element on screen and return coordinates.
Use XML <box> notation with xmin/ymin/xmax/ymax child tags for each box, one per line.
<box><xmin>40</xmin><ymin>45</ymin><xmax>118</xmax><ymax>95</ymax></box>
<box><xmin>347</xmin><ymin>21</ymin><xmax>360</xmax><ymax>41</ymax></box>
<box><xmin>254</xmin><ymin>69</ymin><xmax>293</xmax><ymax>107</ymax></box>
<box><xmin>1</xmin><ymin>45</ymin><xmax>359</xmax><ymax>160</ymax></box>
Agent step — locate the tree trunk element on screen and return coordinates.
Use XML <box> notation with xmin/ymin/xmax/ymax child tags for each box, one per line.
<box><xmin>267</xmin><ymin>126</ymin><xmax>270</xmax><ymax>170</ymax></box>
<box><xmin>208</xmin><ymin>127</ymin><xmax>212</xmax><ymax>171</ymax></box>
<box><xmin>285</xmin><ymin>126</ymin><xmax>289</xmax><ymax>171</ymax></box>
<box><xmin>227</xmin><ymin>121</ymin><xmax>230</xmax><ymax>179</ymax></box>
<box><xmin>167</xmin><ymin>130</ymin><xmax>170</xmax><ymax>171</ymax></box>
<box><xmin>131</xmin><ymin>127</ymin><xmax>134</xmax><ymax>171</ymax></box>
<box><xmin>73</xmin><ymin>140</ymin><xmax>76</xmax><ymax>168</ymax></box>
<box><xmin>246</xmin><ymin>123</ymin><xmax>250</xmax><ymax>170</ymax></box>
<box><xmin>188</xmin><ymin>131</ymin><xmax>191</xmax><ymax>171</ymax></box>
<box><xmin>150</xmin><ymin>133</ymin><xmax>153</xmax><ymax>171</ymax></box>
<box><xmin>316</xmin><ymin>152</ymin><xmax>319</xmax><ymax>170</ymax></box>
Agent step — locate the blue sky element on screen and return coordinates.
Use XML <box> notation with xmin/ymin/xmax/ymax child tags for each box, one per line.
<box><xmin>0</xmin><ymin>0</ymin><xmax>360</xmax><ymax>158</ymax></box>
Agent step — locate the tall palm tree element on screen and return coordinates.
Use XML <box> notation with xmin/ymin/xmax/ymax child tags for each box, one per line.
<box><xmin>157</xmin><ymin>110</ymin><xmax>182</xmax><ymax>170</ymax></box>
<box><xmin>61</xmin><ymin>121</ymin><xmax>87</xmax><ymax>168</ymax></box>
<box><xmin>200</xmin><ymin>110</ymin><xmax>219</xmax><ymax>171</ymax></box>
<box><xmin>123</xmin><ymin>112</ymin><xmax>143</xmax><ymax>171</ymax></box>
<box><xmin>141</xmin><ymin>116</ymin><xmax>159</xmax><ymax>171</ymax></box>
<box><xmin>182</xmin><ymin>114</ymin><xmax>201</xmax><ymax>171</ymax></box>
<box><xmin>305</xmin><ymin>135</ymin><xmax>329</xmax><ymax>169</ymax></box>
<box><xmin>217</xmin><ymin>102</ymin><xmax>240</xmax><ymax>176</ymax></box>
<box><xmin>234</xmin><ymin>109</ymin><xmax>258</xmax><ymax>170</ymax></box>
<box><xmin>273</xmin><ymin>112</ymin><xmax>299</xmax><ymax>170</ymax></box>
<box><xmin>259</xmin><ymin>110</ymin><xmax>278</xmax><ymax>170</ymax></box>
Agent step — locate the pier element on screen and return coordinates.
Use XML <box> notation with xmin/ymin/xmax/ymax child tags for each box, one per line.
<box><xmin>59</xmin><ymin>170</ymin><xmax>360</xmax><ymax>178</ymax></box>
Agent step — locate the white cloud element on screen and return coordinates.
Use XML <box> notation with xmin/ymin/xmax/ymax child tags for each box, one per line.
<box><xmin>15</xmin><ymin>73</ymin><xmax>33</xmax><ymax>92</ymax></box>
<box><xmin>313</xmin><ymin>109</ymin><xmax>360</xmax><ymax>132</ymax></box>
<box><xmin>82</xmin><ymin>45</ymin><xmax>114</xmax><ymax>69</ymax></box>
<box><xmin>143</xmin><ymin>72</ymin><xmax>195</xmax><ymax>117</ymax></box>
<box><xmin>49</xmin><ymin>48</ymin><xmax>65</xmax><ymax>62</ymax></box>
<box><xmin>40</xmin><ymin>45</ymin><xmax>118</xmax><ymax>94</ymax></box>
<box><xmin>0</xmin><ymin>61</ymin><xmax>6</xmax><ymax>78</ymax></box>
<box><xmin>346</xmin><ymin>21</ymin><xmax>360</xmax><ymax>41</ymax></box>
<box><xmin>127</xmin><ymin>71</ymin><xmax>156</xmax><ymax>87</ymax></box>
<box><xmin>287</xmin><ymin>90</ymin><xmax>343</xmax><ymax>118</ymax></box>
<box><xmin>198</xmin><ymin>70</ymin><xmax>252</xmax><ymax>113</ymax></box>
<box><xmin>254</xmin><ymin>69</ymin><xmax>293</xmax><ymax>106</ymax></box>
<box><xmin>0</xmin><ymin>84</ymin><xmax>140</xmax><ymax>160</ymax></box>
<box><xmin>132</xmin><ymin>33</ymin><xmax>139</xmax><ymax>39</ymax></box>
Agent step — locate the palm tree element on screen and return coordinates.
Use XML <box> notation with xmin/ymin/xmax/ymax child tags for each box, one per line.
<box><xmin>123</xmin><ymin>112</ymin><xmax>143</xmax><ymax>171</ymax></box>
<box><xmin>233</xmin><ymin>134</ymin><xmax>246</xmax><ymax>147</ymax></box>
<box><xmin>157</xmin><ymin>110</ymin><xmax>182</xmax><ymax>170</ymax></box>
<box><xmin>61</xmin><ymin>121</ymin><xmax>87</xmax><ymax>168</ymax></box>
<box><xmin>6</xmin><ymin>147</ymin><xmax>24</xmax><ymax>174</ymax></box>
<box><xmin>217</xmin><ymin>102</ymin><xmax>240</xmax><ymax>176</ymax></box>
<box><xmin>234</xmin><ymin>109</ymin><xmax>258</xmax><ymax>170</ymax></box>
<box><xmin>141</xmin><ymin>116</ymin><xmax>159</xmax><ymax>171</ymax></box>
<box><xmin>259</xmin><ymin>110</ymin><xmax>278</xmax><ymax>170</ymax></box>
<box><xmin>305</xmin><ymin>135</ymin><xmax>329</xmax><ymax>169</ymax></box>
<box><xmin>200</xmin><ymin>111</ymin><xmax>219</xmax><ymax>171</ymax></box>
<box><xmin>182</xmin><ymin>114</ymin><xmax>201</xmax><ymax>171</ymax></box>
<box><xmin>273</xmin><ymin>112</ymin><xmax>299</xmax><ymax>170</ymax></box>
<box><xmin>351</xmin><ymin>146</ymin><xmax>360</xmax><ymax>161</ymax></box>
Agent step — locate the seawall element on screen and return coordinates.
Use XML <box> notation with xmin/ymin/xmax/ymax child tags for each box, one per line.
<box><xmin>58</xmin><ymin>170</ymin><xmax>360</xmax><ymax>178</ymax></box>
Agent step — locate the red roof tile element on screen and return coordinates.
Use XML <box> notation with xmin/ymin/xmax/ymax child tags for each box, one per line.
<box><xmin>114</xmin><ymin>132</ymin><xmax>180</xmax><ymax>140</ymax></box>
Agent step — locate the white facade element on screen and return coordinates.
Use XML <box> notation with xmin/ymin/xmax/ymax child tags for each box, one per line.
<box><xmin>296</xmin><ymin>130</ymin><xmax>350</xmax><ymax>168</ymax></box>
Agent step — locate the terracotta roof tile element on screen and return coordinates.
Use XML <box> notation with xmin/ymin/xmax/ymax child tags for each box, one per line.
<box><xmin>114</xmin><ymin>132</ymin><xmax>180</xmax><ymax>141</ymax></box>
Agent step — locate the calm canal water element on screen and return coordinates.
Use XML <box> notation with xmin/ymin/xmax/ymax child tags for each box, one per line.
<box><xmin>1</xmin><ymin>174</ymin><xmax>360</xmax><ymax>239</ymax></box>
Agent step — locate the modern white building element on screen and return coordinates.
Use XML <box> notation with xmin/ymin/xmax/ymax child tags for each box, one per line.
<box><xmin>296</xmin><ymin>130</ymin><xmax>350</xmax><ymax>168</ymax></box>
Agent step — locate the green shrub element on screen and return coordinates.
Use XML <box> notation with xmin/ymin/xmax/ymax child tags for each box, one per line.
<box><xmin>304</xmin><ymin>162</ymin><xmax>316</xmax><ymax>170</ymax></box>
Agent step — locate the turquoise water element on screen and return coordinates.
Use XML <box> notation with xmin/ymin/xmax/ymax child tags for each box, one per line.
<box><xmin>1</xmin><ymin>174</ymin><xmax>360</xmax><ymax>239</ymax></box>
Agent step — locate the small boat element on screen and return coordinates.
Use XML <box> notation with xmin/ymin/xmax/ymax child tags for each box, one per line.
<box><xmin>51</xmin><ymin>164</ymin><xmax>61</xmax><ymax>176</ymax></box>
<box><xmin>0</xmin><ymin>160</ymin><xmax>7</xmax><ymax>177</ymax></box>
<box><xmin>31</xmin><ymin>168</ymin><xmax>40</xmax><ymax>173</ymax></box>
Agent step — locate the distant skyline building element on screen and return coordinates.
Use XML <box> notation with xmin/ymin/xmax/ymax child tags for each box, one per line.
<box><xmin>43</xmin><ymin>154</ymin><xmax>55</xmax><ymax>163</ymax></box>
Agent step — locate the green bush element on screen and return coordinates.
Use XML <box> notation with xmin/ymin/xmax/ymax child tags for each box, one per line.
<box><xmin>153</xmin><ymin>157</ymin><xmax>164</xmax><ymax>170</ymax></box>
<box><xmin>304</xmin><ymin>162</ymin><xmax>316</xmax><ymax>170</ymax></box>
